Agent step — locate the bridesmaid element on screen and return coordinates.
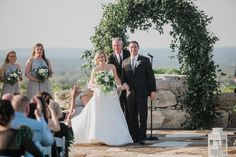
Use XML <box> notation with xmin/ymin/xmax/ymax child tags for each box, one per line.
<box><xmin>0</xmin><ymin>50</ymin><xmax>22</xmax><ymax>96</ymax></box>
<box><xmin>25</xmin><ymin>43</ymin><xmax>52</xmax><ymax>99</ymax></box>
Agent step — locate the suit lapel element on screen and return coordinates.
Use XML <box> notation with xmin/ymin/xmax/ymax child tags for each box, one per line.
<box><xmin>132</xmin><ymin>55</ymin><xmax>142</xmax><ymax>74</ymax></box>
<box><xmin>129</xmin><ymin>57</ymin><xmax>136</xmax><ymax>74</ymax></box>
<box><xmin>135</xmin><ymin>55</ymin><xmax>141</xmax><ymax>70</ymax></box>
<box><xmin>127</xmin><ymin>57</ymin><xmax>131</xmax><ymax>68</ymax></box>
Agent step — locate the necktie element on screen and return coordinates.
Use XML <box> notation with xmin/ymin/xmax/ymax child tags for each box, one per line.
<box><xmin>119</xmin><ymin>54</ymin><xmax>122</xmax><ymax>65</ymax></box>
<box><xmin>131</xmin><ymin>58</ymin><xmax>135</xmax><ymax>72</ymax></box>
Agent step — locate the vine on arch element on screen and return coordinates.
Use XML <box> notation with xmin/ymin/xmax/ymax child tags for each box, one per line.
<box><xmin>81</xmin><ymin>0</ymin><xmax>219</xmax><ymax>129</ymax></box>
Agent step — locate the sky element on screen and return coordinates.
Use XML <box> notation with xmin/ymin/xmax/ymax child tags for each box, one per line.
<box><xmin>0</xmin><ymin>0</ymin><xmax>236</xmax><ymax>49</ymax></box>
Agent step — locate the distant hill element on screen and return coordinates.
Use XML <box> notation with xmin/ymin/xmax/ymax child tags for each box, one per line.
<box><xmin>0</xmin><ymin>46</ymin><xmax>235</xmax><ymax>75</ymax></box>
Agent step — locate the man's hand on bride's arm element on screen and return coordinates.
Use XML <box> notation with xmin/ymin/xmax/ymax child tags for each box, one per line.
<box><xmin>122</xmin><ymin>83</ymin><xmax>129</xmax><ymax>91</ymax></box>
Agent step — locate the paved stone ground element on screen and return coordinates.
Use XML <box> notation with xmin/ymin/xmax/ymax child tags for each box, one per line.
<box><xmin>70</xmin><ymin>129</ymin><xmax>236</xmax><ymax>157</ymax></box>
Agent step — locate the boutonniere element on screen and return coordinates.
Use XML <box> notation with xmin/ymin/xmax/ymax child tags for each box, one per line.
<box><xmin>136</xmin><ymin>60</ymin><xmax>141</xmax><ymax>67</ymax></box>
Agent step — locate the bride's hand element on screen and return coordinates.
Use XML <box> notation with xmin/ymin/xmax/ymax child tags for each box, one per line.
<box><xmin>116</xmin><ymin>83</ymin><xmax>122</xmax><ymax>89</ymax></box>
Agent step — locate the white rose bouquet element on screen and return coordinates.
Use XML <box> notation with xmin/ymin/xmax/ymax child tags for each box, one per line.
<box><xmin>34</xmin><ymin>66</ymin><xmax>51</xmax><ymax>82</ymax></box>
<box><xmin>95</xmin><ymin>71</ymin><xmax>116</xmax><ymax>93</ymax></box>
<box><xmin>5</xmin><ymin>69</ymin><xmax>22</xmax><ymax>85</ymax></box>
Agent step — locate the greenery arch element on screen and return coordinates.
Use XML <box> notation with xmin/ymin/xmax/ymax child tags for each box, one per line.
<box><xmin>81</xmin><ymin>0</ymin><xmax>219</xmax><ymax>129</ymax></box>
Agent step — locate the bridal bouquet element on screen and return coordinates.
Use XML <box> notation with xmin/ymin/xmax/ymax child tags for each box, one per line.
<box><xmin>34</xmin><ymin>66</ymin><xmax>50</xmax><ymax>82</ymax></box>
<box><xmin>95</xmin><ymin>71</ymin><xmax>116</xmax><ymax>93</ymax></box>
<box><xmin>5</xmin><ymin>69</ymin><xmax>22</xmax><ymax>85</ymax></box>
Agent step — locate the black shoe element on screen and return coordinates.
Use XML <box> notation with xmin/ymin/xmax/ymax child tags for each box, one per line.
<box><xmin>146</xmin><ymin>136</ymin><xmax>159</xmax><ymax>140</ymax></box>
<box><xmin>133</xmin><ymin>139</ymin><xmax>138</xmax><ymax>143</ymax></box>
<box><xmin>139</xmin><ymin>140</ymin><xmax>145</xmax><ymax>145</ymax></box>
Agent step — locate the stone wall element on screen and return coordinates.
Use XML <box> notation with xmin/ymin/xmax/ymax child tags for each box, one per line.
<box><xmin>213</xmin><ymin>93</ymin><xmax>236</xmax><ymax>128</ymax></box>
<box><xmin>147</xmin><ymin>75</ymin><xmax>187</xmax><ymax>129</ymax></box>
<box><xmin>147</xmin><ymin>74</ymin><xmax>236</xmax><ymax>129</ymax></box>
<box><xmin>54</xmin><ymin>74</ymin><xmax>236</xmax><ymax>129</ymax></box>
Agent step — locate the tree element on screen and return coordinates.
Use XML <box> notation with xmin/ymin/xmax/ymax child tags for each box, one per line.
<box><xmin>81</xmin><ymin>0</ymin><xmax>219</xmax><ymax>129</ymax></box>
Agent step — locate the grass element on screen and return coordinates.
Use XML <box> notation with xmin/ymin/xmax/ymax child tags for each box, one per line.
<box><xmin>219</xmin><ymin>85</ymin><xmax>235</xmax><ymax>93</ymax></box>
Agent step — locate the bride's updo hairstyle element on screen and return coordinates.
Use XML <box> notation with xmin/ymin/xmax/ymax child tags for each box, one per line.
<box><xmin>94</xmin><ymin>50</ymin><xmax>107</xmax><ymax>65</ymax></box>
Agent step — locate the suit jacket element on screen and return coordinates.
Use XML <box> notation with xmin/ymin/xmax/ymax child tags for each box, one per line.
<box><xmin>108</xmin><ymin>49</ymin><xmax>130</xmax><ymax>79</ymax></box>
<box><xmin>122</xmin><ymin>55</ymin><xmax>156</xmax><ymax>97</ymax></box>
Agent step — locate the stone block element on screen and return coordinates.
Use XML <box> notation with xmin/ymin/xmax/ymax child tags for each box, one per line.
<box><xmin>147</xmin><ymin>110</ymin><xmax>186</xmax><ymax>129</ymax></box>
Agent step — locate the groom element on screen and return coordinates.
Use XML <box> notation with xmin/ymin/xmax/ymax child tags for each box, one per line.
<box><xmin>122</xmin><ymin>40</ymin><xmax>157</xmax><ymax>145</ymax></box>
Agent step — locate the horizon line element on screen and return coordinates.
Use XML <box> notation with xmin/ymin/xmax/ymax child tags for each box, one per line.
<box><xmin>1</xmin><ymin>46</ymin><xmax>236</xmax><ymax>51</ymax></box>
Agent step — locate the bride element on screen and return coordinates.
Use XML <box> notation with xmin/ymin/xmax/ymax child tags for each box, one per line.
<box><xmin>71</xmin><ymin>50</ymin><xmax>133</xmax><ymax>146</ymax></box>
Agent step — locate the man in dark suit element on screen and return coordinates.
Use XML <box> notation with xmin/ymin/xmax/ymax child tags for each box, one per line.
<box><xmin>122</xmin><ymin>40</ymin><xmax>157</xmax><ymax>145</ymax></box>
<box><xmin>108</xmin><ymin>37</ymin><xmax>130</xmax><ymax>117</ymax></box>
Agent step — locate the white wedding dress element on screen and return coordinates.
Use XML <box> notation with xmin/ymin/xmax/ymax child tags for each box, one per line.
<box><xmin>71</xmin><ymin>71</ymin><xmax>133</xmax><ymax>146</ymax></box>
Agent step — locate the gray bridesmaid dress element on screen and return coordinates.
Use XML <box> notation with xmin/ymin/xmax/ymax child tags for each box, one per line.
<box><xmin>27</xmin><ymin>58</ymin><xmax>52</xmax><ymax>99</ymax></box>
<box><xmin>1</xmin><ymin>63</ymin><xmax>20</xmax><ymax>96</ymax></box>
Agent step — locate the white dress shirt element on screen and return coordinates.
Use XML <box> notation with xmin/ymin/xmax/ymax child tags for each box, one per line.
<box><xmin>116</xmin><ymin>52</ymin><xmax>123</xmax><ymax>64</ymax></box>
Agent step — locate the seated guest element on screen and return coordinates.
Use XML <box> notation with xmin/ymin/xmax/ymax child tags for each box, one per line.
<box><xmin>1</xmin><ymin>93</ymin><xmax>14</xmax><ymax>102</ymax></box>
<box><xmin>0</xmin><ymin>99</ymin><xmax>42</xmax><ymax>157</ymax></box>
<box><xmin>37</xmin><ymin>91</ymin><xmax>73</xmax><ymax>157</ymax></box>
<box><xmin>29</xmin><ymin>95</ymin><xmax>61</xmax><ymax>132</ymax></box>
<box><xmin>38</xmin><ymin>91</ymin><xmax>63</xmax><ymax>120</ymax></box>
<box><xmin>11</xmin><ymin>94</ymin><xmax>54</xmax><ymax>157</ymax></box>
<box><xmin>28</xmin><ymin>95</ymin><xmax>61</xmax><ymax>157</ymax></box>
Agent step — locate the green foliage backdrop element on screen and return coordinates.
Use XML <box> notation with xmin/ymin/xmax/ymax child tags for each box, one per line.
<box><xmin>81</xmin><ymin>0</ymin><xmax>219</xmax><ymax>129</ymax></box>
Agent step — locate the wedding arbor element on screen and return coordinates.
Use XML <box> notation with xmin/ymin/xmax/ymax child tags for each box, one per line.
<box><xmin>81</xmin><ymin>0</ymin><xmax>219</xmax><ymax>129</ymax></box>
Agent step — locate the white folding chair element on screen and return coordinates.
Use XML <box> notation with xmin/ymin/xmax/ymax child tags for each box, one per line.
<box><xmin>41</xmin><ymin>146</ymin><xmax>52</xmax><ymax>157</ymax></box>
<box><xmin>54</xmin><ymin>136</ymin><xmax>66</xmax><ymax>157</ymax></box>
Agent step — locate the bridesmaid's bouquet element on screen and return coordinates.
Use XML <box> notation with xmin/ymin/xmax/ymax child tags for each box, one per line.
<box><xmin>34</xmin><ymin>66</ymin><xmax>50</xmax><ymax>82</ymax></box>
<box><xmin>95</xmin><ymin>71</ymin><xmax>116</xmax><ymax>93</ymax></box>
<box><xmin>5</xmin><ymin>69</ymin><xmax>22</xmax><ymax>85</ymax></box>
